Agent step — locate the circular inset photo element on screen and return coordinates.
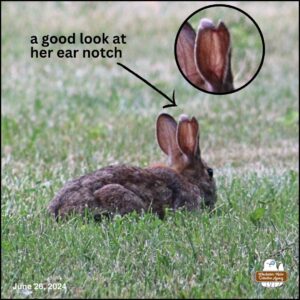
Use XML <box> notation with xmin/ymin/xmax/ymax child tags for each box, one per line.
<box><xmin>175</xmin><ymin>4</ymin><xmax>265</xmax><ymax>94</ymax></box>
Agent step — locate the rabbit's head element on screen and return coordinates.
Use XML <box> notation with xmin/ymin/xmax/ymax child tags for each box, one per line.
<box><xmin>156</xmin><ymin>113</ymin><xmax>217</xmax><ymax>209</ymax></box>
<box><xmin>176</xmin><ymin>18</ymin><xmax>233</xmax><ymax>93</ymax></box>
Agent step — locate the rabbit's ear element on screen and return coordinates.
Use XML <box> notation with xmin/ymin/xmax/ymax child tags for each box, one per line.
<box><xmin>177</xmin><ymin>115</ymin><xmax>200</xmax><ymax>158</ymax></box>
<box><xmin>176</xmin><ymin>22</ymin><xmax>205</xmax><ymax>87</ymax></box>
<box><xmin>195</xmin><ymin>19</ymin><xmax>231</xmax><ymax>92</ymax></box>
<box><xmin>156</xmin><ymin>113</ymin><xmax>180</xmax><ymax>157</ymax></box>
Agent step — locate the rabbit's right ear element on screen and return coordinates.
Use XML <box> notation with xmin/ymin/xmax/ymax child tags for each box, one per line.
<box><xmin>156</xmin><ymin>114</ymin><xmax>179</xmax><ymax>158</ymax></box>
<box><xmin>195</xmin><ymin>19</ymin><xmax>232</xmax><ymax>92</ymax></box>
<box><xmin>176</xmin><ymin>22</ymin><xmax>205</xmax><ymax>87</ymax></box>
<box><xmin>177</xmin><ymin>115</ymin><xmax>200</xmax><ymax>159</ymax></box>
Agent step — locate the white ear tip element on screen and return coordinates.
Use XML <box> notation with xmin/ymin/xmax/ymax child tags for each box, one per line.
<box><xmin>199</xmin><ymin>18</ymin><xmax>215</xmax><ymax>30</ymax></box>
<box><xmin>179</xmin><ymin>114</ymin><xmax>189</xmax><ymax>122</ymax></box>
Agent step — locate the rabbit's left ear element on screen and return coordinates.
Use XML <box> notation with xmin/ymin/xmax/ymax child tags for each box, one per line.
<box><xmin>176</xmin><ymin>22</ymin><xmax>205</xmax><ymax>87</ymax></box>
<box><xmin>177</xmin><ymin>115</ymin><xmax>200</xmax><ymax>158</ymax></box>
<box><xmin>156</xmin><ymin>113</ymin><xmax>179</xmax><ymax>157</ymax></box>
<box><xmin>195</xmin><ymin>19</ymin><xmax>232</xmax><ymax>92</ymax></box>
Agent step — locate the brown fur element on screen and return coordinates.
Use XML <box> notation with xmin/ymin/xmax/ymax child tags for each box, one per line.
<box><xmin>48</xmin><ymin>114</ymin><xmax>217</xmax><ymax>220</ymax></box>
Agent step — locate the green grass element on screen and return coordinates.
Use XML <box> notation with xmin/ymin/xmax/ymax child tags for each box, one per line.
<box><xmin>1</xmin><ymin>2</ymin><xmax>299</xmax><ymax>299</ymax></box>
<box><xmin>2</xmin><ymin>172</ymin><xmax>299</xmax><ymax>298</ymax></box>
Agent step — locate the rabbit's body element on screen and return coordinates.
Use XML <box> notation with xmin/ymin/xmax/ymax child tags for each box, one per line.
<box><xmin>48</xmin><ymin>114</ymin><xmax>217</xmax><ymax>220</ymax></box>
<box><xmin>48</xmin><ymin>165</ymin><xmax>206</xmax><ymax>219</ymax></box>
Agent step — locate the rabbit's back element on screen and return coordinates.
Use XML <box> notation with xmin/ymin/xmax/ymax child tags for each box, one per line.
<box><xmin>48</xmin><ymin>165</ymin><xmax>201</xmax><ymax>219</ymax></box>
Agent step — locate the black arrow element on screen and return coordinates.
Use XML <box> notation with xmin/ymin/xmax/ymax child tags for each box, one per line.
<box><xmin>117</xmin><ymin>62</ymin><xmax>177</xmax><ymax>108</ymax></box>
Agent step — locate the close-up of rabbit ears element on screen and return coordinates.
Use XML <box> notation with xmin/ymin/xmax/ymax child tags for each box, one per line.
<box><xmin>156</xmin><ymin>113</ymin><xmax>200</xmax><ymax>159</ymax></box>
<box><xmin>175</xmin><ymin>5</ymin><xmax>265</xmax><ymax>94</ymax></box>
<box><xmin>176</xmin><ymin>18</ymin><xmax>233</xmax><ymax>94</ymax></box>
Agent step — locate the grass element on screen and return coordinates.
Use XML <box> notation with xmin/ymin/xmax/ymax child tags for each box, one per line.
<box><xmin>2</xmin><ymin>172</ymin><xmax>299</xmax><ymax>298</ymax></box>
<box><xmin>1</xmin><ymin>1</ymin><xmax>299</xmax><ymax>299</ymax></box>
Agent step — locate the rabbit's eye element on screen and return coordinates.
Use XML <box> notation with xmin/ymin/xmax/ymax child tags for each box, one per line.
<box><xmin>207</xmin><ymin>168</ymin><xmax>213</xmax><ymax>178</ymax></box>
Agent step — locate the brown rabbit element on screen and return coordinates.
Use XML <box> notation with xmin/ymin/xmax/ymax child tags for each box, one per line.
<box><xmin>48</xmin><ymin>114</ymin><xmax>216</xmax><ymax>220</ymax></box>
<box><xmin>176</xmin><ymin>18</ymin><xmax>233</xmax><ymax>93</ymax></box>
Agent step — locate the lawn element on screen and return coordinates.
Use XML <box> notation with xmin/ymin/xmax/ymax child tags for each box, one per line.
<box><xmin>1</xmin><ymin>2</ymin><xmax>299</xmax><ymax>299</ymax></box>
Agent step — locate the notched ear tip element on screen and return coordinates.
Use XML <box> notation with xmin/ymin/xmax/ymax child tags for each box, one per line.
<box><xmin>178</xmin><ymin>115</ymin><xmax>199</xmax><ymax>129</ymax></box>
<box><xmin>218</xmin><ymin>20</ymin><xmax>226</xmax><ymax>27</ymax></box>
<box><xmin>217</xmin><ymin>21</ymin><xmax>230</xmax><ymax>34</ymax></box>
<box><xmin>191</xmin><ymin>116</ymin><xmax>198</xmax><ymax>124</ymax></box>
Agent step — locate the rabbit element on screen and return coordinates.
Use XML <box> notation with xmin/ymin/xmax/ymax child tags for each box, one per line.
<box><xmin>176</xmin><ymin>18</ymin><xmax>233</xmax><ymax>93</ymax></box>
<box><xmin>48</xmin><ymin>113</ymin><xmax>217</xmax><ymax>220</ymax></box>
